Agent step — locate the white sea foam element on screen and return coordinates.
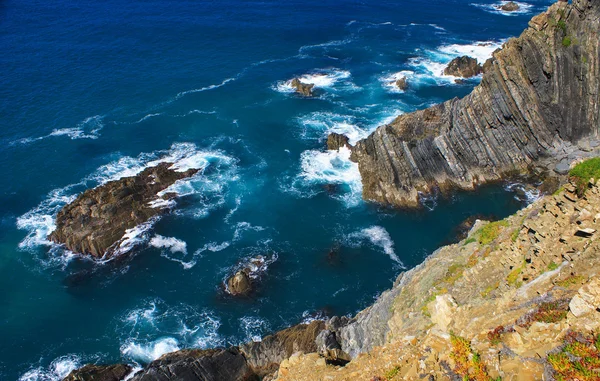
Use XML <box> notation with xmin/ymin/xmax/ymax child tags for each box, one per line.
<box><xmin>134</xmin><ymin>113</ymin><xmax>163</xmax><ymax>123</ymax></box>
<box><xmin>175</xmin><ymin>77</ymin><xmax>237</xmax><ymax>99</ymax></box>
<box><xmin>293</xmin><ymin>146</ymin><xmax>363</xmax><ymax>207</ymax></box>
<box><xmin>119</xmin><ymin>299</ymin><xmax>223</xmax><ymax>363</ymax></box>
<box><xmin>504</xmin><ymin>182</ymin><xmax>542</xmax><ymax>204</ymax></box>
<box><xmin>13</xmin><ymin>115</ymin><xmax>105</xmax><ymax>146</ymax></box>
<box><xmin>19</xmin><ymin>354</ymin><xmax>82</xmax><ymax>381</ymax></box>
<box><xmin>150</xmin><ymin>235</ymin><xmax>187</xmax><ymax>254</ymax></box>
<box><xmin>275</xmin><ymin>69</ymin><xmax>356</xmax><ymax>94</ymax></box>
<box><xmin>471</xmin><ymin>1</ymin><xmax>534</xmax><ymax>16</ymax></box>
<box><xmin>296</xmin><ymin>112</ymin><xmax>368</xmax><ymax>144</ymax></box>
<box><xmin>240</xmin><ymin>316</ymin><xmax>270</xmax><ymax>343</ymax></box>
<box><xmin>233</xmin><ymin>222</ymin><xmax>266</xmax><ymax>241</ymax></box>
<box><xmin>346</xmin><ymin>226</ymin><xmax>403</xmax><ymax>266</ymax></box>
<box><xmin>380</xmin><ymin>70</ymin><xmax>414</xmax><ymax>93</ymax></box>
<box><xmin>121</xmin><ymin>337</ymin><xmax>180</xmax><ymax>363</ymax></box>
<box><xmin>111</xmin><ymin>218</ymin><xmax>158</xmax><ymax>258</ymax></box>
<box><xmin>408</xmin><ymin>40</ymin><xmax>504</xmax><ymax>84</ymax></box>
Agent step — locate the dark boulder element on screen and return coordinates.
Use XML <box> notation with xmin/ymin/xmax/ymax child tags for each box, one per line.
<box><xmin>443</xmin><ymin>56</ymin><xmax>483</xmax><ymax>78</ymax></box>
<box><xmin>326</xmin><ymin>133</ymin><xmax>351</xmax><ymax>151</ymax></box>
<box><xmin>290</xmin><ymin>78</ymin><xmax>315</xmax><ymax>97</ymax></box>
<box><xmin>239</xmin><ymin>320</ymin><xmax>325</xmax><ymax>377</ymax></box>
<box><xmin>130</xmin><ymin>348</ymin><xmax>258</xmax><ymax>381</ymax></box>
<box><xmin>63</xmin><ymin>364</ymin><xmax>132</xmax><ymax>381</ymax></box>
<box><xmin>49</xmin><ymin>162</ymin><xmax>200</xmax><ymax>259</ymax></box>
<box><xmin>498</xmin><ymin>1</ymin><xmax>520</xmax><ymax>12</ymax></box>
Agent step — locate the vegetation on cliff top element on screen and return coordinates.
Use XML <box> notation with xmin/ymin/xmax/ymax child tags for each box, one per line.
<box><xmin>570</xmin><ymin>157</ymin><xmax>600</xmax><ymax>196</ymax></box>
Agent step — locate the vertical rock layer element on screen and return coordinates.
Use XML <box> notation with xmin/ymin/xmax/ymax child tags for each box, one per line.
<box><xmin>351</xmin><ymin>0</ymin><xmax>600</xmax><ymax>207</ymax></box>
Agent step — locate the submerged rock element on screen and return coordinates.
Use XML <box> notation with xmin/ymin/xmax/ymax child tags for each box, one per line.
<box><xmin>498</xmin><ymin>1</ymin><xmax>520</xmax><ymax>12</ymax></box>
<box><xmin>49</xmin><ymin>162</ymin><xmax>199</xmax><ymax>259</ymax></box>
<box><xmin>443</xmin><ymin>56</ymin><xmax>483</xmax><ymax>78</ymax></box>
<box><xmin>351</xmin><ymin>1</ymin><xmax>600</xmax><ymax>207</ymax></box>
<box><xmin>326</xmin><ymin>133</ymin><xmax>351</xmax><ymax>151</ymax></box>
<box><xmin>63</xmin><ymin>364</ymin><xmax>132</xmax><ymax>381</ymax></box>
<box><xmin>290</xmin><ymin>78</ymin><xmax>315</xmax><ymax>97</ymax></box>
<box><xmin>130</xmin><ymin>348</ymin><xmax>258</xmax><ymax>381</ymax></box>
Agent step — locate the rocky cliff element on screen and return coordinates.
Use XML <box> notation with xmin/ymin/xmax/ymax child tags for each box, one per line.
<box><xmin>273</xmin><ymin>162</ymin><xmax>600</xmax><ymax>381</ymax></box>
<box><xmin>350</xmin><ymin>0</ymin><xmax>600</xmax><ymax>207</ymax></box>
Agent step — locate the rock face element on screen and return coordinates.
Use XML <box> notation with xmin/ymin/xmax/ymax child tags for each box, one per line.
<box><xmin>129</xmin><ymin>348</ymin><xmax>258</xmax><ymax>381</ymax></box>
<box><xmin>49</xmin><ymin>163</ymin><xmax>199</xmax><ymax>258</ymax></box>
<box><xmin>239</xmin><ymin>321</ymin><xmax>325</xmax><ymax>377</ymax></box>
<box><xmin>271</xmin><ymin>178</ymin><xmax>600</xmax><ymax>381</ymax></box>
<box><xmin>499</xmin><ymin>1</ymin><xmax>520</xmax><ymax>12</ymax></box>
<box><xmin>326</xmin><ymin>133</ymin><xmax>351</xmax><ymax>151</ymax></box>
<box><xmin>290</xmin><ymin>78</ymin><xmax>315</xmax><ymax>96</ymax></box>
<box><xmin>351</xmin><ymin>0</ymin><xmax>600</xmax><ymax>207</ymax></box>
<box><xmin>443</xmin><ymin>56</ymin><xmax>483</xmax><ymax>78</ymax></box>
<box><xmin>63</xmin><ymin>364</ymin><xmax>131</xmax><ymax>381</ymax></box>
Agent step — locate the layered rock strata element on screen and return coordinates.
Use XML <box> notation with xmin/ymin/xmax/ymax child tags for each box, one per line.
<box><xmin>351</xmin><ymin>0</ymin><xmax>600</xmax><ymax>207</ymax></box>
<box><xmin>49</xmin><ymin>162</ymin><xmax>199</xmax><ymax>259</ymax></box>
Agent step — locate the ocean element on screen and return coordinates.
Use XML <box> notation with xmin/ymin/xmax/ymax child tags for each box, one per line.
<box><xmin>0</xmin><ymin>0</ymin><xmax>552</xmax><ymax>379</ymax></box>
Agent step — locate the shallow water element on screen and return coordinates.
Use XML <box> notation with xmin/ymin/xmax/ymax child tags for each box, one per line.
<box><xmin>0</xmin><ymin>0</ymin><xmax>552</xmax><ymax>379</ymax></box>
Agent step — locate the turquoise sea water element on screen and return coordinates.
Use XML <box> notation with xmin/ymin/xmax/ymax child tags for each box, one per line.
<box><xmin>0</xmin><ymin>0</ymin><xmax>552</xmax><ymax>379</ymax></box>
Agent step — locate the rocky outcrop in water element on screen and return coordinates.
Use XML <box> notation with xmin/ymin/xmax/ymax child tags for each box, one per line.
<box><xmin>129</xmin><ymin>348</ymin><xmax>258</xmax><ymax>381</ymax></box>
<box><xmin>226</xmin><ymin>270</ymin><xmax>253</xmax><ymax>296</ymax></box>
<box><xmin>498</xmin><ymin>1</ymin><xmax>520</xmax><ymax>12</ymax></box>
<box><xmin>394</xmin><ymin>77</ymin><xmax>408</xmax><ymax>91</ymax></box>
<box><xmin>351</xmin><ymin>0</ymin><xmax>600</xmax><ymax>207</ymax></box>
<box><xmin>326</xmin><ymin>133</ymin><xmax>351</xmax><ymax>151</ymax></box>
<box><xmin>63</xmin><ymin>364</ymin><xmax>131</xmax><ymax>381</ymax></box>
<box><xmin>290</xmin><ymin>78</ymin><xmax>315</xmax><ymax>96</ymax></box>
<box><xmin>49</xmin><ymin>162</ymin><xmax>199</xmax><ymax>259</ymax></box>
<box><xmin>443</xmin><ymin>56</ymin><xmax>483</xmax><ymax>78</ymax></box>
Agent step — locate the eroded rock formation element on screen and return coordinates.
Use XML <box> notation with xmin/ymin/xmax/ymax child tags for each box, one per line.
<box><xmin>351</xmin><ymin>0</ymin><xmax>600</xmax><ymax>207</ymax></box>
<box><xmin>290</xmin><ymin>78</ymin><xmax>315</xmax><ymax>96</ymax></box>
<box><xmin>443</xmin><ymin>56</ymin><xmax>483</xmax><ymax>78</ymax></box>
<box><xmin>326</xmin><ymin>133</ymin><xmax>351</xmax><ymax>151</ymax></box>
<box><xmin>498</xmin><ymin>1</ymin><xmax>520</xmax><ymax>12</ymax></box>
<box><xmin>49</xmin><ymin>162</ymin><xmax>199</xmax><ymax>259</ymax></box>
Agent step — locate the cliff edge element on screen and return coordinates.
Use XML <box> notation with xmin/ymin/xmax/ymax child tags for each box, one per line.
<box><xmin>351</xmin><ymin>0</ymin><xmax>600</xmax><ymax>207</ymax></box>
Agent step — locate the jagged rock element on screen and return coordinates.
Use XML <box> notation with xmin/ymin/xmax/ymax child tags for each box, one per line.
<box><xmin>290</xmin><ymin>78</ymin><xmax>315</xmax><ymax>97</ymax></box>
<box><xmin>555</xmin><ymin>161</ymin><xmax>571</xmax><ymax>175</ymax></box>
<box><xmin>226</xmin><ymin>270</ymin><xmax>253</xmax><ymax>296</ymax></box>
<box><xmin>49</xmin><ymin>163</ymin><xmax>200</xmax><ymax>258</ymax></box>
<box><xmin>443</xmin><ymin>56</ymin><xmax>482</xmax><ymax>78</ymax></box>
<box><xmin>498</xmin><ymin>1</ymin><xmax>520</xmax><ymax>12</ymax></box>
<box><xmin>394</xmin><ymin>77</ymin><xmax>408</xmax><ymax>91</ymax></box>
<box><xmin>351</xmin><ymin>0</ymin><xmax>600</xmax><ymax>207</ymax></box>
<box><xmin>130</xmin><ymin>348</ymin><xmax>258</xmax><ymax>381</ymax></box>
<box><xmin>326</xmin><ymin>133</ymin><xmax>351</xmax><ymax>151</ymax></box>
<box><xmin>239</xmin><ymin>321</ymin><xmax>325</xmax><ymax>377</ymax></box>
<box><xmin>428</xmin><ymin>294</ymin><xmax>457</xmax><ymax>332</ymax></box>
<box><xmin>569</xmin><ymin>278</ymin><xmax>600</xmax><ymax>317</ymax></box>
<box><xmin>315</xmin><ymin>329</ymin><xmax>350</xmax><ymax>365</ymax></box>
<box><xmin>63</xmin><ymin>364</ymin><xmax>132</xmax><ymax>381</ymax></box>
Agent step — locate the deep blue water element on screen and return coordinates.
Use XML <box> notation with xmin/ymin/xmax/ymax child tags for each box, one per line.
<box><xmin>0</xmin><ymin>0</ymin><xmax>553</xmax><ymax>379</ymax></box>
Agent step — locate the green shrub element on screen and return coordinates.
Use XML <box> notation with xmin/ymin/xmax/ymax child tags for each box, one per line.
<box><xmin>569</xmin><ymin>157</ymin><xmax>600</xmax><ymax>196</ymax></box>
<box><xmin>478</xmin><ymin>221</ymin><xmax>509</xmax><ymax>245</ymax></box>
<box><xmin>562</xmin><ymin>36</ymin><xmax>572</xmax><ymax>47</ymax></box>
